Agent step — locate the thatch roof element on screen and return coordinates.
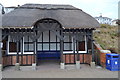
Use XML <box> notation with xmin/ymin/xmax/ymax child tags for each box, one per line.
<box><xmin>2</xmin><ymin>4</ymin><xmax>100</xmax><ymax>29</ymax></box>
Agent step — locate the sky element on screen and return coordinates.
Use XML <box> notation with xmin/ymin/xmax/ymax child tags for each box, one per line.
<box><xmin>0</xmin><ymin>0</ymin><xmax>119</xmax><ymax>20</ymax></box>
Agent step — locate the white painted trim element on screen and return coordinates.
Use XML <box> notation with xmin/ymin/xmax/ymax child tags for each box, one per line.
<box><xmin>8</xmin><ymin>52</ymin><xmax>34</xmax><ymax>54</ymax></box>
<box><xmin>63</xmin><ymin>51</ymin><xmax>73</xmax><ymax>53</ymax></box>
<box><xmin>63</xmin><ymin>35</ymin><xmax>87</xmax><ymax>54</ymax></box>
<box><xmin>24</xmin><ymin>52</ymin><xmax>34</xmax><ymax>54</ymax></box>
<box><xmin>7</xmin><ymin>35</ymin><xmax>10</xmax><ymax>54</ymax></box>
<box><xmin>77</xmin><ymin>35</ymin><xmax>87</xmax><ymax>53</ymax></box>
<box><xmin>8</xmin><ymin>52</ymin><xmax>21</xmax><ymax>54</ymax></box>
<box><xmin>78</xmin><ymin>51</ymin><xmax>87</xmax><ymax>53</ymax></box>
<box><xmin>85</xmin><ymin>35</ymin><xmax>87</xmax><ymax>52</ymax></box>
<box><xmin>78</xmin><ymin>35</ymin><xmax>87</xmax><ymax>53</ymax></box>
<box><xmin>23</xmin><ymin>37</ymin><xmax>24</xmax><ymax>53</ymax></box>
<box><xmin>63</xmin><ymin>51</ymin><xmax>87</xmax><ymax>54</ymax></box>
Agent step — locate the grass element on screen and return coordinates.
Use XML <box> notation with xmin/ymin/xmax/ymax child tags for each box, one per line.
<box><xmin>93</xmin><ymin>24</ymin><xmax>118</xmax><ymax>53</ymax></box>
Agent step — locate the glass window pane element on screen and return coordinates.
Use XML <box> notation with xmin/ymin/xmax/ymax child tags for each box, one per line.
<box><xmin>24</xmin><ymin>44</ymin><xmax>28</xmax><ymax>51</ymax></box>
<box><xmin>57</xmin><ymin>43</ymin><xmax>60</xmax><ymax>50</ymax></box>
<box><xmin>43</xmin><ymin>43</ymin><xmax>49</xmax><ymax>50</ymax></box>
<box><xmin>57</xmin><ymin>37</ymin><xmax>60</xmax><ymax>42</ymax></box>
<box><xmin>64</xmin><ymin>43</ymin><xmax>70</xmax><ymax>50</ymax></box>
<box><xmin>78</xmin><ymin>36</ymin><xmax>86</xmax><ymax>51</ymax></box>
<box><xmin>24</xmin><ymin>36</ymin><xmax>28</xmax><ymax>42</ymax></box>
<box><xmin>43</xmin><ymin>31</ymin><xmax>49</xmax><ymax>42</ymax></box>
<box><xmin>29</xmin><ymin>36</ymin><xmax>33</xmax><ymax>42</ymax></box>
<box><xmin>50</xmin><ymin>31</ymin><xmax>56</xmax><ymax>42</ymax></box>
<box><xmin>29</xmin><ymin>44</ymin><xmax>33</xmax><ymax>51</ymax></box>
<box><xmin>37</xmin><ymin>44</ymin><xmax>42</xmax><ymax>51</ymax></box>
<box><xmin>69</xmin><ymin>43</ymin><xmax>72</xmax><ymax>50</ymax></box>
<box><xmin>64</xmin><ymin>36</ymin><xmax>69</xmax><ymax>42</ymax></box>
<box><xmin>9</xmin><ymin>36</ymin><xmax>13</xmax><ymax>42</ymax></box>
<box><xmin>24</xmin><ymin>36</ymin><xmax>33</xmax><ymax>42</ymax></box>
<box><xmin>38</xmin><ymin>35</ymin><xmax>42</xmax><ymax>42</ymax></box>
<box><xmin>50</xmin><ymin>43</ymin><xmax>56</xmax><ymax>50</ymax></box>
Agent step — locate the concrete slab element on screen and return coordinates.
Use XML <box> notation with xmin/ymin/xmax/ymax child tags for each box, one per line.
<box><xmin>60</xmin><ymin>63</ymin><xmax>65</xmax><ymax>69</ymax></box>
<box><xmin>0</xmin><ymin>64</ymin><xmax>2</xmax><ymax>71</ymax></box>
<box><xmin>90</xmin><ymin>62</ymin><xmax>96</xmax><ymax>68</ymax></box>
<box><xmin>15</xmin><ymin>63</ymin><xmax>20</xmax><ymax>71</ymax></box>
<box><xmin>76</xmin><ymin>61</ymin><xmax>80</xmax><ymax>69</ymax></box>
<box><xmin>32</xmin><ymin>63</ymin><xmax>36</xmax><ymax>70</ymax></box>
<box><xmin>2</xmin><ymin>60</ymin><xmax>118</xmax><ymax>78</ymax></box>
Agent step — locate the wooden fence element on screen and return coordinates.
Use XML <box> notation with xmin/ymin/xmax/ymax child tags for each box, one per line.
<box><xmin>2</xmin><ymin>54</ymin><xmax>34</xmax><ymax>67</ymax></box>
<box><xmin>63</xmin><ymin>54</ymin><xmax>92</xmax><ymax>64</ymax></box>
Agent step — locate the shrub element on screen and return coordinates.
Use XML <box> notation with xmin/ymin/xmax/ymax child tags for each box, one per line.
<box><xmin>107</xmin><ymin>48</ymin><xmax>118</xmax><ymax>53</ymax></box>
<box><xmin>100</xmin><ymin>24</ymin><xmax>111</xmax><ymax>28</ymax></box>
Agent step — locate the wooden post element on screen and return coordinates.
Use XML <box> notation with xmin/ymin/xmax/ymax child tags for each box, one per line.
<box><xmin>21</xmin><ymin>37</ymin><xmax>24</xmax><ymax>65</ymax></box>
<box><xmin>0</xmin><ymin>7</ymin><xmax>2</xmax><ymax>67</ymax></box>
<box><xmin>60</xmin><ymin>29</ymin><xmax>65</xmax><ymax>69</ymax></box>
<box><xmin>73</xmin><ymin>30</ymin><xmax>76</xmax><ymax>63</ymax></box>
<box><xmin>36</xmin><ymin>39</ymin><xmax>38</xmax><ymax>65</ymax></box>
<box><xmin>86</xmin><ymin>30</ymin><xmax>88</xmax><ymax>54</ymax></box>
<box><xmin>15</xmin><ymin>40</ymin><xmax>20</xmax><ymax>70</ymax></box>
<box><xmin>16</xmin><ymin>41</ymin><xmax>19</xmax><ymax>63</ymax></box>
<box><xmin>33</xmin><ymin>41</ymin><xmax>37</xmax><ymax>63</ymax></box>
<box><xmin>0</xmin><ymin>29</ymin><xmax>2</xmax><ymax>64</ymax></box>
<box><xmin>31</xmin><ymin>39</ymin><xmax>37</xmax><ymax>70</ymax></box>
<box><xmin>0</xmin><ymin>10</ymin><xmax>3</xmax><ymax>71</ymax></box>
<box><xmin>69</xmin><ymin>29</ymin><xmax>72</xmax><ymax>50</ymax></box>
<box><xmin>60</xmin><ymin>30</ymin><xmax>63</xmax><ymax>63</ymax></box>
<box><xmin>91</xmin><ymin>31</ymin><xmax>94</xmax><ymax>62</ymax></box>
<box><xmin>90</xmin><ymin>30</ymin><xmax>95</xmax><ymax>68</ymax></box>
<box><xmin>76</xmin><ymin>30</ymin><xmax>79</xmax><ymax>61</ymax></box>
<box><xmin>75</xmin><ymin>30</ymin><xmax>80</xmax><ymax>69</ymax></box>
<box><xmin>76</xmin><ymin>40</ymin><xmax>79</xmax><ymax>61</ymax></box>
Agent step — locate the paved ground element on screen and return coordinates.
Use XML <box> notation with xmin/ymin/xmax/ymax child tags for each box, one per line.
<box><xmin>2</xmin><ymin>60</ymin><xmax>118</xmax><ymax>78</ymax></box>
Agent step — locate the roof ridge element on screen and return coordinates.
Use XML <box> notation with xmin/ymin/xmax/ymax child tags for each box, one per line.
<box><xmin>19</xmin><ymin>3</ymin><xmax>79</xmax><ymax>10</ymax></box>
<box><xmin>18</xmin><ymin>6</ymin><xmax>80</xmax><ymax>10</ymax></box>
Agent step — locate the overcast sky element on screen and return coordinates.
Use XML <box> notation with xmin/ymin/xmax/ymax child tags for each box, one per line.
<box><xmin>0</xmin><ymin>0</ymin><xmax>119</xmax><ymax>19</ymax></box>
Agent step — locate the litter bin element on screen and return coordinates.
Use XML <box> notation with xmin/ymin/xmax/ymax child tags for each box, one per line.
<box><xmin>106</xmin><ymin>53</ymin><xmax>119</xmax><ymax>71</ymax></box>
<box><xmin>118</xmin><ymin>54</ymin><xmax>120</xmax><ymax>71</ymax></box>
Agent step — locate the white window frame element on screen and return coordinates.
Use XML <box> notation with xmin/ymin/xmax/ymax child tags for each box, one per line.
<box><xmin>8</xmin><ymin>36</ymin><xmax>34</xmax><ymax>55</ymax></box>
<box><xmin>63</xmin><ymin>35</ymin><xmax>87</xmax><ymax>54</ymax></box>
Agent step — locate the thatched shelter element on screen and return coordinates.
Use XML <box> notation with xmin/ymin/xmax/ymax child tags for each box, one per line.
<box><xmin>1</xmin><ymin>4</ymin><xmax>100</xmax><ymax>70</ymax></box>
